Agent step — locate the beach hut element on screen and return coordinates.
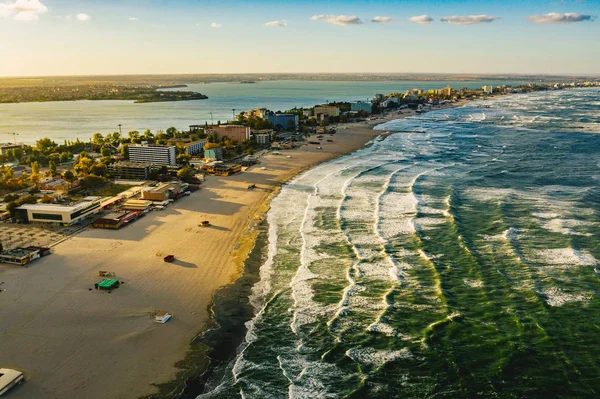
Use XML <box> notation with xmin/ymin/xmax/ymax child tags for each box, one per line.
<box><xmin>154</xmin><ymin>311</ymin><xmax>172</xmax><ymax>324</ymax></box>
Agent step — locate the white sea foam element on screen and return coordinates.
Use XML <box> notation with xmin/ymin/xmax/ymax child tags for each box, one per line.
<box><xmin>346</xmin><ymin>347</ymin><xmax>413</xmax><ymax>367</ymax></box>
<box><xmin>534</xmin><ymin>248</ymin><xmax>597</xmax><ymax>267</ymax></box>
<box><xmin>464</xmin><ymin>279</ymin><xmax>484</xmax><ymax>288</ymax></box>
<box><xmin>542</xmin><ymin>287</ymin><xmax>592</xmax><ymax>307</ymax></box>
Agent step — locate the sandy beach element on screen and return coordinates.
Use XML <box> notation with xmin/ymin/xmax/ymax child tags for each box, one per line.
<box><xmin>0</xmin><ymin>107</ymin><xmax>455</xmax><ymax>398</ymax></box>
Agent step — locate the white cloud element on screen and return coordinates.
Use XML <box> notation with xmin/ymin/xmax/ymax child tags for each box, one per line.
<box><xmin>0</xmin><ymin>0</ymin><xmax>48</xmax><ymax>21</ymax></box>
<box><xmin>440</xmin><ymin>14</ymin><xmax>499</xmax><ymax>25</ymax></box>
<box><xmin>527</xmin><ymin>12</ymin><xmax>592</xmax><ymax>23</ymax></box>
<box><xmin>76</xmin><ymin>13</ymin><xmax>90</xmax><ymax>21</ymax></box>
<box><xmin>128</xmin><ymin>16</ymin><xmax>138</xmax><ymax>21</ymax></box>
<box><xmin>371</xmin><ymin>16</ymin><xmax>394</xmax><ymax>23</ymax></box>
<box><xmin>265</xmin><ymin>20</ymin><xmax>287</xmax><ymax>27</ymax></box>
<box><xmin>409</xmin><ymin>15</ymin><xmax>434</xmax><ymax>24</ymax></box>
<box><xmin>311</xmin><ymin>14</ymin><xmax>362</xmax><ymax>26</ymax></box>
<box><xmin>211</xmin><ymin>22</ymin><xmax>222</xmax><ymax>28</ymax></box>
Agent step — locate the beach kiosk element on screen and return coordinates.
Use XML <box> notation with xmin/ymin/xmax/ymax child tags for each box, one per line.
<box><xmin>0</xmin><ymin>369</ymin><xmax>24</xmax><ymax>396</ymax></box>
<box><xmin>153</xmin><ymin>311</ymin><xmax>172</xmax><ymax>324</ymax></box>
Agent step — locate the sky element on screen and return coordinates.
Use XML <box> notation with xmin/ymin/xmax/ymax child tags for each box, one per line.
<box><xmin>0</xmin><ymin>0</ymin><xmax>599</xmax><ymax>77</ymax></box>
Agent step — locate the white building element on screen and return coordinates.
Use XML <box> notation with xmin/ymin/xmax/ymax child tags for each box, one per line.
<box><xmin>184</xmin><ymin>140</ymin><xmax>208</xmax><ymax>155</ymax></box>
<box><xmin>482</xmin><ymin>85</ymin><xmax>494</xmax><ymax>94</ymax></box>
<box><xmin>254</xmin><ymin>133</ymin><xmax>271</xmax><ymax>145</ymax></box>
<box><xmin>128</xmin><ymin>144</ymin><xmax>177</xmax><ymax>165</ymax></box>
<box><xmin>15</xmin><ymin>197</ymin><xmax>102</xmax><ymax>225</ymax></box>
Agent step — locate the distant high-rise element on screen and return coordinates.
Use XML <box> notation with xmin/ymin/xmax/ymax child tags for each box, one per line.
<box><xmin>128</xmin><ymin>144</ymin><xmax>177</xmax><ymax>166</ymax></box>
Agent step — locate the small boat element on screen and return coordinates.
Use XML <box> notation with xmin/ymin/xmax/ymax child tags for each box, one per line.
<box><xmin>163</xmin><ymin>255</ymin><xmax>175</xmax><ymax>263</ymax></box>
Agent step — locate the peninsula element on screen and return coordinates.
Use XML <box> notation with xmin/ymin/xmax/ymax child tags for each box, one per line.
<box><xmin>0</xmin><ymin>84</ymin><xmax>208</xmax><ymax>104</ymax></box>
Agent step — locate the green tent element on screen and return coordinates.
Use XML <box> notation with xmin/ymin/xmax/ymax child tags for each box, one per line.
<box><xmin>95</xmin><ymin>279</ymin><xmax>120</xmax><ymax>290</ymax></box>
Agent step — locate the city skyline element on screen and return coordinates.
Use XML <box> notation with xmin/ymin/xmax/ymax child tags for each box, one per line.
<box><xmin>0</xmin><ymin>0</ymin><xmax>598</xmax><ymax>77</ymax></box>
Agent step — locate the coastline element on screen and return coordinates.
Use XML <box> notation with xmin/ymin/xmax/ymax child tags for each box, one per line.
<box><xmin>146</xmin><ymin>101</ymin><xmax>473</xmax><ymax>397</ymax></box>
<box><xmin>0</xmin><ymin>102</ymin><xmax>465</xmax><ymax>399</ymax></box>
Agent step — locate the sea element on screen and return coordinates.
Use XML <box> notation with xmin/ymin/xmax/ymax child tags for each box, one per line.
<box><xmin>0</xmin><ymin>79</ymin><xmax>520</xmax><ymax>145</ymax></box>
<box><xmin>195</xmin><ymin>88</ymin><xmax>600</xmax><ymax>398</ymax></box>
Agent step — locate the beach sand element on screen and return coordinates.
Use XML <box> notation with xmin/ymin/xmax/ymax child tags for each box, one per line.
<box><xmin>0</xmin><ymin>107</ymin><xmax>454</xmax><ymax>398</ymax></box>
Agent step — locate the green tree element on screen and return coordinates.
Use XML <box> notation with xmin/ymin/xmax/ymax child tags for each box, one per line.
<box><xmin>177</xmin><ymin>166</ymin><xmax>194</xmax><ymax>182</ymax></box>
<box><xmin>100</xmin><ymin>147</ymin><xmax>112</xmax><ymax>157</ymax></box>
<box><xmin>63</xmin><ymin>170</ymin><xmax>75</xmax><ymax>182</ymax></box>
<box><xmin>59</xmin><ymin>152</ymin><xmax>71</xmax><ymax>163</ymax></box>
<box><xmin>92</xmin><ymin>133</ymin><xmax>104</xmax><ymax>145</ymax></box>
<box><xmin>36</xmin><ymin>138</ymin><xmax>57</xmax><ymax>154</ymax></box>
<box><xmin>31</xmin><ymin>161</ymin><xmax>40</xmax><ymax>175</ymax></box>
<box><xmin>49</xmin><ymin>160</ymin><xmax>57</xmax><ymax>176</ymax></box>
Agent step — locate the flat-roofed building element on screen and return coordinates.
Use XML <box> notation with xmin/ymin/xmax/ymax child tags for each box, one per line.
<box><xmin>14</xmin><ymin>196</ymin><xmax>102</xmax><ymax>225</ymax></box>
<box><xmin>266</xmin><ymin>113</ymin><xmax>299</xmax><ymax>130</ymax></box>
<box><xmin>183</xmin><ymin>140</ymin><xmax>208</xmax><ymax>155</ymax></box>
<box><xmin>39</xmin><ymin>177</ymin><xmax>71</xmax><ymax>192</ymax></box>
<box><xmin>0</xmin><ymin>143</ymin><xmax>22</xmax><ymax>155</ymax></box>
<box><xmin>108</xmin><ymin>161</ymin><xmax>153</xmax><ymax>180</ymax></box>
<box><xmin>350</xmin><ymin>101</ymin><xmax>372</xmax><ymax>113</ymax></box>
<box><xmin>141</xmin><ymin>182</ymin><xmax>182</xmax><ymax>201</ymax></box>
<box><xmin>128</xmin><ymin>144</ymin><xmax>177</xmax><ymax>165</ymax></box>
<box><xmin>204</xmin><ymin>148</ymin><xmax>223</xmax><ymax>160</ymax></box>
<box><xmin>254</xmin><ymin>133</ymin><xmax>271</xmax><ymax>146</ymax></box>
<box><xmin>313</xmin><ymin>106</ymin><xmax>340</xmax><ymax>118</ymax></box>
<box><xmin>208</xmin><ymin>125</ymin><xmax>251</xmax><ymax>143</ymax></box>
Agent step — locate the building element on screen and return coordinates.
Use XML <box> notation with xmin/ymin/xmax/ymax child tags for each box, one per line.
<box><xmin>108</xmin><ymin>161</ymin><xmax>153</xmax><ymax>180</ymax></box>
<box><xmin>436</xmin><ymin>87</ymin><xmax>452</xmax><ymax>97</ymax></box>
<box><xmin>203</xmin><ymin>162</ymin><xmax>241</xmax><ymax>176</ymax></box>
<box><xmin>208</xmin><ymin>125</ymin><xmax>251</xmax><ymax>143</ymax></box>
<box><xmin>39</xmin><ymin>177</ymin><xmax>70</xmax><ymax>192</ymax></box>
<box><xmin>313</xmin><ymin>106</ymin><xmax>340</xmax><ymax>118</ymax></box>
<box><xmin>381</xmin><ymin>98</ymin><xmax>399</xmax><ymax>108</ymax></box>
<box><xmin>0</xmin><ymin>143</ymin><xmax>22</xmax><ymax>156</ymax></box>
<box><xmin>482</xmin><ymin>85</ymin><xmax>494</xmax><ymax>94</ymax></box>
<box><xmin>350</xmin><ymin>101</ymin><xmax>372</xmax><ymax>113</ymax></box>
<box><xmin>141</xmin><ymin>182</ymin><xmax>182</xmax><ymax>201</ymax></box>
<box><xmin>128</xmin><ymin>144</ymin><xmax>177</xmax><ymax>166</ymax></box>
<box><xmin>15</xmin><ymin>197</ymin><xmax>102</xmax><ymax>225</ymax></box>
<box><xmin>266</xmin><ymin>113</ymin><xmax>299</xmax><ymax>130</ymax></box>
<box><xmin>183</xmin><ymin>140</ymin><xmax>208</xmax><ymax>155</ymax></box>
<box><xmin>204</xmin><ymin>148</ymin><xmax>223</xmax><ymax>161</ymax></box>
<box><xmin>404</xmin><ymin>89</ymin><xmax>423</xmax><ymax>97</ymax></box>
<box><xmin>253</xmin><ymin>133</ymin><xmax>271</xmax><ymax>146</ymax></box>
<box><xmin>92</xmin><ymin>211</ymin><xmax>140</xmax><ymax>229</ymax></box>
<box><xmin>0</xmin><ymin>246</ymin><xmax>50</xmax><ymax>266</ymax></box>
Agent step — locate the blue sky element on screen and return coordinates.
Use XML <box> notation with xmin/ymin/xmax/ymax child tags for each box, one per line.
<box><xmin>0</xmin><ymin>0</ymin><xmax>598</xmax><ymax>76</ymax></box>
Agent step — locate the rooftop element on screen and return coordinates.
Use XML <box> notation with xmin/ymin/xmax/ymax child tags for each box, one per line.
<box><xmin>0</xmin><ymin>368</ymin><xmax>23</xmax><ymax>391</ymax></box>
<box><xmin>17</xmin><ymin>197</ymin><xmax>100</xmax><ymax>213</ymax></box>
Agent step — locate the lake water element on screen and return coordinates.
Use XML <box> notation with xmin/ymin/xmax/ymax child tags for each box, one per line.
<box><xmin>0</xmin><ymin>80</ymin><xmax>520</xmax><ymax>145</ymax></box>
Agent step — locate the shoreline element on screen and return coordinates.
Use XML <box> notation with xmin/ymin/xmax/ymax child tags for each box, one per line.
<box><xmin>0</xmin><ymin>101</ymin><xmax>467</xmax><ymax>399</ymax></box>
<box><xmin>148</xmin><ymin>101</ymin><xmax>472</xmax><ymax>397</ymax></box>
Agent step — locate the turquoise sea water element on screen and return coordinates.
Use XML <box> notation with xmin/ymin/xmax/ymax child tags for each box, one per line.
<box><xmin>0</xmin><ymin>80</ymin><xmax>519</xmax><ymax>145</ymax></box>
<box><xmin>198</xmin><ymin>88</ymin><xmax>600</xmax><ymax>398</ymax></box>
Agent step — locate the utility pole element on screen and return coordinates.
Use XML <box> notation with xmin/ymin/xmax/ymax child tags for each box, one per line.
<box><xmin>118</xmin><ymin>124</ymin><xmax>122</xmax><ymax>135</ymax></box>
<box><xmin>209</xmin><ymin>112</ymin><xmax>214</xmax><ymax>125</ymax></box>
<box><xmin>3</xmin><ymin>132</ymin><xmax>18</xmax><ymax>144</ymax></box>
<box><xmin>232</xmin><ymin>108</ymin><xmax>236</xmax><ymax>121</ymax></box>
